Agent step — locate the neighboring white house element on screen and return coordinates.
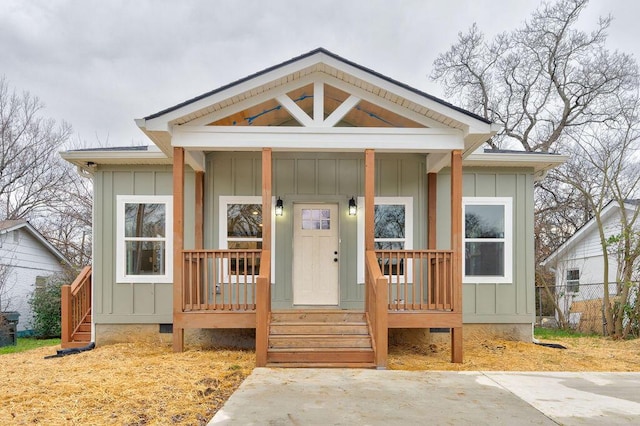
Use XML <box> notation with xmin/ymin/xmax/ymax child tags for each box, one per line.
<box><xmin>542</xmin><ymin>200</ymin><xmax>640</xmax><ymax>333</ymax></box>
<box><xmin>0</xmin><ymin>220</ymin><xmax>73</xmax><ymax>335</ymax></box>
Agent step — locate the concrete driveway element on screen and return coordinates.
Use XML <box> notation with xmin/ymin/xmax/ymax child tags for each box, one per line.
<box><xmin>209</xmin><ymin>369</ymin><xmax>640</xmax><ymax>425</ymax></box>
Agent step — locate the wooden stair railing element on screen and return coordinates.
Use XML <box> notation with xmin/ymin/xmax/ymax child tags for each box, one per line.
<box><xmin>61</xmin><ymin>266</ymin><xmax>92</xmax><ymax>348</ymax></box>
<box><xmin>365</xmin><ymin>250</ymin><xmax>389</xmax><ymax>369</ymax></box>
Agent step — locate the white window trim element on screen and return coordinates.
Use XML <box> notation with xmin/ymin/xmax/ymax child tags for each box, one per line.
<box><xmin>357</xmin><ymin>197</ymin><xmax>413</xmax><ymax>284</ymax></box>
<box><xmin>116</xmin><ymin>195</ymin><xmax>173</xmax><ymax>283</ymax></box>
<box><xmin>462</xmin><ymin>197</ymin><xmax>513</xmax><ymax>284</ymax></box>
<box><xmin>218</xmin><ymin>196</ymin><xmax>276</xmax><ymax>283</ymax></box>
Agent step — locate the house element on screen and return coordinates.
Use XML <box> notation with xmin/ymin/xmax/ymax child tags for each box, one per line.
<box><xmin>542</xmin><ymin>200</ymin><xmax>640</xmax><ymax>333</ymax></box>
<box><xmin>0</xmin><ymin>220</ymin><xmax>72</xmax><ymax>335</ymax></box>
<box><xmin>61</xmin><ymin>48</ymin><xmax>565</xmax><ymax>367</ymax></box>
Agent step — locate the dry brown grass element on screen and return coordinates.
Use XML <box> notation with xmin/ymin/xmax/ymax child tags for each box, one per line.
<box><xmin>389</xmin><ymin>332</ymin><xmax>640</xmax><ymax>372</ymax></box>
<box><xmin>0</xmin><ymin>342</ymin><xmax>253</xmax><ymax>425</ymax></box>
<box><xmin>2</xmin><ymin>335</ymin><xmax>640</xmax><ymax>425</ymax></box>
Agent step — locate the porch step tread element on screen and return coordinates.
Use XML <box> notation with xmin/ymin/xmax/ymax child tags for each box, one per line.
<box><xmin>268</xmin><ymin>347</ymin><xmax>374</xmax><ymax>352</ymax></box>
<box><xmin>265</xmin><ymin>363</ymin><xmax>377</xmax><ymax>369</ymax></box>
<box><xmin>267</xmin><ymin>350</ymin><xmax>374</xmax><ymax>364</ymax></box>
<box><xmin>269</xmin><ymin>336</ymin><xmax>372</xmax><ymax>349</ymax></box>
<box><xmin>270</xmin><ymin>312</ymin><xmax>366</xmax><ymax>323</ymax></box>
<box><xmin>270</xmin><ymin>324</ymin><xmax>369</xmax><ymax>335</ymax></box>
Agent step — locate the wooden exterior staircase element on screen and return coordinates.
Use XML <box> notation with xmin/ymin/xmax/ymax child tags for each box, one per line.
<box><xmin>266</xmin><ymin>310</ymin><xmax>376</xmax><ymax>368</ymax></box>
<box><xmin>61</xmin><ymin>266</ymin><xmax>92</xmax><ymax>348</ymax></box>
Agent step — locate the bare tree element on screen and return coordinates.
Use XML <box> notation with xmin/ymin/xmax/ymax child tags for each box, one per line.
<box><xmin>431</xmin><ymin>0</ymin><xmax>639</xmax><ymax>153</ymax></box>
<box><xmin>34</xmin><ymin>173</ymin><xmax>93</xmax><ymax>266</ymax></box>
<box><xmin>555</xmin><ymin>99</ymin><xmax>640</xmax><ymax>338</ymax></box>
<box><xmin>0</xmin><ymin>76</ymin><xmax>75</xmax><ymax>220</ymax></box>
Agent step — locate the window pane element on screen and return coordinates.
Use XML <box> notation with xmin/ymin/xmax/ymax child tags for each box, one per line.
<box><xmin>301</xmin><ymin>209</ymin><xmax>330</xmax><ymax>230</ymax></box>
<box><xmin>228</xmin><ymin>241</ymin><xmax>263</xmax><ymax>250</ymax></box>
<box><xmin>465</xmin><ymin>242</ymin><xmax>504</xmax><ymax>276</ymax></box>
<box><xmin>465</xmin><ymin>205</ymin><xmax>504</xmax><ymax>238</ymax></box>
<box><xmin>374</xmin><ymin>205</ymin><xmax>405</xmax><ymax>239</ymax></box>
<box><xmin>126</xmin><ymin>241</ymin><xmax>165</xmax><ymax>275</ymax></box>
<box><xmin>227</xmin><ymin>204</ymin><xmax>262</xmax><ymax>238</ymax></box>
<box><xmin>566</xmin><ymin>269</ymin><xmax>580</xmax><ymax>280</ymax></box>
<box><xmin>125</xmin><ymin>203</ymin><xmax>166</xmax><ymax>238</ymax></box>
<box><xmin>374</xmin><ymin>242</ymin><xmax>404</xmax><ymax>250</ymax></box>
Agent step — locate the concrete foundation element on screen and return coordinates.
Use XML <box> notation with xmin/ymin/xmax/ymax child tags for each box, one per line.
<box><xmin>95</xmin><ymin>322</ymin><xmax>533</xmax><ymax>348</ymax></box>
<box><xmin>95</xmin><ymin>324</ymin><xmax>257</xmax><ymax>349</ymax></box>
<box><xmin>427</xmin><ymin>323</ymin><xmax>534</xmax><ymax>344</ymax></box>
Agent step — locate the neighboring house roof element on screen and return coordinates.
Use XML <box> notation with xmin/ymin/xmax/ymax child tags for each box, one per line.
<box><xmin>541</xmin><ymin>200</ymin><xmax>639</xmax><ymax>267</ymax></box>
<box><xmin>0</xmin><ymin>219</ymin><xmax>73</xmax><ymax>268</ymax></box>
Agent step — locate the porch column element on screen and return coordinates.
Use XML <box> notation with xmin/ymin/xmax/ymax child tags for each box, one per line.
<box><xmin>261</xmin><ymin>148</ymin><xmax>272</xmax><ymax>249</ymax></box>
<box><xmin>450</xmin><ymin>150</ymin><xmax>463</xmax><ymax>363</ymax></box>
<box><xmin>173</xmin><ymin>147</ymin><xmax>185</xmax><ymax>352</ymax></box>
<box><xmin>427</xmin><ymin>173</ymin><xmax>437</xmax><ymax>249</ymax></box>
<box><xmin>364</xmin><ymin>149</ymin><xmax>375</xmax><ymax>251</ymax></box>
<box><xmin>194</xmin><ymin>171</ymin><xmax>205</xmax><ymax>250</ymax></box>
<box><xmin>256</xmin><ymin>148</ymin><xmax>272</xmax><ymax>366</ymax></box>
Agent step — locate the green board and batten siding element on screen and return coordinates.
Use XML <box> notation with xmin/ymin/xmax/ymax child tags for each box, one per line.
<box><xmin>437</xmin><ymin>167</ymin><xmax>536</xmax><ymax>324</ymax></box>
<box><xmin>208</xmin><ymin>152</ymin><xmax>427</xmax><ymax>310</ymax></box>
<box><xmin>93</xmin><ymin>165</ymin><xmax>195</xmax><ymax>324</ymax></box>
<box><xmin>93</xmin><ymin>155</ymin><xmax>535</xmax><ymax>326</ymax></box>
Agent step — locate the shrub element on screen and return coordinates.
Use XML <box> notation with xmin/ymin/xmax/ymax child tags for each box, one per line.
<box><xmin>29</xmin><ymin>275</ymin><xmax>64</xmax><ymax>338</ymax></box>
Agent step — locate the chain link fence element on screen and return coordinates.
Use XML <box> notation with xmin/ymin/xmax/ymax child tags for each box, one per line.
<box><xmin>536</xmin><ymin>282</ymin><xmax>639</xmax><ymax>335</ymax></box>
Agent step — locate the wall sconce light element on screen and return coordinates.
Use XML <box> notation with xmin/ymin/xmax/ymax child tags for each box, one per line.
<box><xmin>275</xmin><ymin>197</ymin><xmax>284</xmax><ymax>216</ymax></box>
<box><xmin>348</xmin><ymin>197</ymin><xmax>357</xmax><ymax>216</ymax></box>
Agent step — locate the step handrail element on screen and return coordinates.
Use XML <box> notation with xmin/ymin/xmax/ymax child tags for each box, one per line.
<box><xmin>62</xmin><ymin>266</ymin><xmax>92</xmax><ymax>346</ymax></box>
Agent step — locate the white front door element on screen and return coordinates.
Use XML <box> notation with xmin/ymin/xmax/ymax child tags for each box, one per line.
<box><xmin>292</xmin><ymin>203</ymin><xmax>340</xmax><ymax>305</ymax></box>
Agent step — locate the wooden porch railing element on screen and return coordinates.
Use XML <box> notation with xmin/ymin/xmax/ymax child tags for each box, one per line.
<box><xmin>61</xmin><ymin>265</ymin><xmax>92</xmax><ymax>346</ymax></box>
<box><xmin>365</xmin><ymin>250</ymin><xmax>389</xmax><ymax>369</ymax></box>
<box><xmin>182</xmin><ymin>249</ymin><xmax>263</xmax><ymax>311</ymax></box>
<box><xmin>375</xmin><ymin>250</ymin><xmax>454</xmax><ymax>312</ymax></box>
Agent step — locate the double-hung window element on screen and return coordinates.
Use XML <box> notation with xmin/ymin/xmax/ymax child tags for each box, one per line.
<box><xmin>566</xmin><ymin>269</ymin><xmax>580</xmax><ymax>293</ymax></box>
<box><xmin>357</xmin><ymin>197</ymin><xmax>413</xmax><ymax>283</ymax></box>
<box><xmin>116</xmin><ymin>195</ymin><xmax>173</xmax><ymax>283</ymax></box>
<box><xmin>463</xmin><ymin>197</ymin><xmax>512</xmax><ymax>283</ymax></box>
<box><xmin>220</xmin><ymin>196</ymin><xmax>263</xmax><ymax>276</ymax></box>
<box><xmin>218</xmin><ymin>196</ymin><xmax>275</xmax><ymax>282</ymax></box>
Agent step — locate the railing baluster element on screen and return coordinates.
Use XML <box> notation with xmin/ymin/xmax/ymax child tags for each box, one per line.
<box><xmin>374</xmin><ymin>249</ymin><xmax>453</xmax><ymax>313</ymax></box>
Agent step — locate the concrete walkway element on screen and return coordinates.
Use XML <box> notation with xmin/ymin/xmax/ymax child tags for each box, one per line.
<box><xmin>209</xmin><ymin>369</ymin><xmax>640</xmax><ymax>425</ymax></box>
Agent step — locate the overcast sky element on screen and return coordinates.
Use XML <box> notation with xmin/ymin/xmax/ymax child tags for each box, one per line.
<box><xmin>2</xmin><ymin>0</ymin><xmax>639</xmax><ymax>149</ymax></box>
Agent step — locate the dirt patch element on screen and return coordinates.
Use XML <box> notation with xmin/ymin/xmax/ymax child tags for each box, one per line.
<box><xmin>1</xmin><ymin>336</ymin><xmax>640</xmax><ymax>425</ymax></box>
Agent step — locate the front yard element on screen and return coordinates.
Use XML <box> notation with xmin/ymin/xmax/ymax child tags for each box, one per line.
<box><xmin>1</xmin><ymin>331</ymin><xmax>639</xmax><ymax>425</ymax></box>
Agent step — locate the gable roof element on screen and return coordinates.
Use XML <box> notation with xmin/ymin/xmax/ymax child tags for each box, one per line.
<box><xmin>541</xmin><ymin>200</ymin><xmax>640</xmax><ymax>267</ymax></box>
<box><xmin>144</xmin><ymin>48</ymin><xmax>491</xmax><ymax>125</ymax></box>
<box><xmin>0</xmin><ymin>219</ymin><xmax>73</xmax><ymax>268</ymax></box>
<box><xmin>135</xmin><ymin>48</ymin><xmax>501</xmax><ymax>168</ymax></box>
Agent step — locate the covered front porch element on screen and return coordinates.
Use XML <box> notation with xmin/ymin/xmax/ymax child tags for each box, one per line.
<box><xmin>171</xmin><ymin>147</ymin><xmax>464</xmax><ymax>368</ymax></box>
<box><xmin>131</xmin><ymin>49</ymin><xmax>499</xmax><ymax>367</ymax></box>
